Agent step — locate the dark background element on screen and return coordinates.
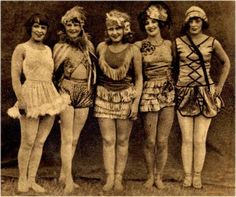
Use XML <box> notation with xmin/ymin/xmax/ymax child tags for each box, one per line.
<box><xmin>1</xmin><ymin>1</ymin><xmax>235</xmax><ymax>187</ymax></box>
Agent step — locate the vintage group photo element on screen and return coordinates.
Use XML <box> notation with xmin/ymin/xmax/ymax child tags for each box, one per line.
<box><xmin>1</xmin><ymin>1</ymin><xmax>235</xmax><ymax>196</ymax></box>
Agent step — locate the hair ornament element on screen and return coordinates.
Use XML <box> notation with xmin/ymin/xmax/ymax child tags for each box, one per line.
<box><xmin>146</xmin><ymin>5</ymin><xmax>168</xmax><ymax>22</ymax></box>
<box><xmin>106</xmin><ymin>13</ymin><xmax>125</xmax><ymax>27</ymax></box>
<box><xmin>61</xmin><ymin>6</ymin><xmax>86</xmax><ymax>26</ymax></box>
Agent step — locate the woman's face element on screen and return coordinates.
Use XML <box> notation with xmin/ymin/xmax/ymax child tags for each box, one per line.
<box><xmin>188</xmin><ymin>17</ymin><xmax>203</xmax><ymax>35</ymax></box>
<box><xmin>31</xmin><ymin>22</ymin><xmax>47</xmax><ymax>42</ymax></box>
<box><xmin>107</xmin><ymin>24</ymin><xmax>124</xmax><ymax>43</ymax></box>
<box><xmin>145</xmin><ymin>17</ymin><xmax>160</xmax><ymax>37</ymax></box>
<box><xmin>65</xmin><ymin>21</ymin><xmax>82</xmax><ymax>39</ymax></box>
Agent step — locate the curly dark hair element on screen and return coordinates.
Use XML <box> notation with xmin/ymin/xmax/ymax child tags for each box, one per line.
<box><xmin>138</xmin><ymin>1</ymin><xmax>172</xmax><ymax>32</ymax></box>
<box><xmin>25</xmin><ymin>13</ymin><xmax>50</xmax><ymax>36</ymax></box>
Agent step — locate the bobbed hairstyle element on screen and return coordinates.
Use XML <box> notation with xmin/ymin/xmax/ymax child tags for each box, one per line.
<box><xmin>181</xmin><ymin>16</ymin><xmax>209</xmax><ymax>34</ymax></box>
<box><xmin>25</xmin><ymin>13</ymin><xmax>50</xmax><ymax>36</ymax></box>
<box><xmin>138</xmin><ymin>1</ymin><xmax>172</xmax><ymax>32</ymax></box>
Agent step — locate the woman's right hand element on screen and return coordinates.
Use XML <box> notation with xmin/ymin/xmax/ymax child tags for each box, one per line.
<box><xmin>17</xmin><ymin>91</ymin><xmax>26</xmax><ymax>109</ymax></box>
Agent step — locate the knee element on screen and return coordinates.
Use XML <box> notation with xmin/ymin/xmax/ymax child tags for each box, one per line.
<box><xmin>34</xmin><ymin>140</ymin><xmax>45</xmax><ymax>149</ymax></box>
<box><xmin>194</xmin><ymin>138</ymin><xmax>206</xmax><ymax>147</ymax></box>
<box><xmin>72</xmin><ymin>139</ymin><xmax>78</xmax><ymax>147</ymax></box>
<box><xmin>103</xmin><ymin>137</ymin><xmax>115</xmax><ymax>147</ymax></box>
<box><xmin>117</xmin><ymin>137</ymin><xmax>129</xmax><ymax>147</ymax></box>
<box><xmin>21</xmin><ymin>139</ymin><xmax>35</xmax><ymax>150</ymax></box>
<box><xmin>182</xmin><ymin>137</ymin><xmax>193</xmax><ymax>146</ymax></box>
<box><xmin>61</xmin><ymin>135</ymin><xmax>73</xmax><ymax>146</ymax></box>
<box><xmin>145</xmin><ymin>139</ymin><xmax>156</xmax><ymax>150</ymax></box>
<box><xmin>157</xmin><ymin>139</ymin><xmax>168</xmax><ymax>151</ymax></box>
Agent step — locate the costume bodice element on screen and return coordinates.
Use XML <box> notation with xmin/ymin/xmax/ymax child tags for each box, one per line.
<box><xmin>140</xmin><ymin>40</ymin><xmax>172</xmax><ymax>81</ymax></box>
<box><xmin>22</xmin><ymin>43</ymin><xmax>54</xmax><ymax>81</ymax></box>
<box><xmin>176</xmin><ymin>36</ymin><xmax>215</xmax><ymax>87</ymax></box>
<box><xmin>97</xmin><ymin>43</ymin><xmax>134</xmax><ymax>90</ymax></box>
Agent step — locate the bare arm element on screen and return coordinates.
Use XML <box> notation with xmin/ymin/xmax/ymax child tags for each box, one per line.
<box><xmin>11</xmin><ymin>44</ymin><xmax>24</xmax><ymax>101</ymax></box>
<box><xmin>129</xmin><ymin>44</ymin><xmax>143</xmax><ymax>120</ymax></box>
<box><xmin>213</xmin><ymin>39</ymin><xmax>231</xmax><ymax>94</ymax></box>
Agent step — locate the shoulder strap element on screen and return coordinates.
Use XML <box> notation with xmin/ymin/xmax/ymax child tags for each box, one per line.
<box><xmin>186</xmin><ymin>34</ymin><xmax>210</xmax><ymax>90</ymax></box>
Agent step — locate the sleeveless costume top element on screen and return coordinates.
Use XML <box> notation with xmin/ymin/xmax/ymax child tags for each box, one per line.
<box><xmin>175</xmin><ymin>36</ymin><xmax>223</xmax><ymax>117</ymax></box>
<box><xmin>139</xmin><ymin>39</ymin><xmax>175</xmax><ymax>112</ymax></box>
<box><xmin>8</xmin><ymin>42</ymin><xmax>70</xmax><ymax>118</ymax></box>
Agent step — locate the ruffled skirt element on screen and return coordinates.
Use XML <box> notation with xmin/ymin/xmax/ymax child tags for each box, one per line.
<box><xmin>94</xmin><ymin>85</ymin><xmax>136</xmax><ymax>119</ymax></box>
<box><xmin>176</xmin><ymin>84</ymin><xmax>224</xmax><ymax>118</ymax></box>
<box><xmin>140</xmin><ymin>80</ymin><xmax>175</xmax><ymax>112</ymax></box>
<box><xmin>7</xmin><ymin>80</ymin><xmax>70</xmax><ymax>119</ymax></box>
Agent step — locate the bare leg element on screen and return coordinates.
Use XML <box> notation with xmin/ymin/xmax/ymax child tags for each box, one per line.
<box><xmin>71</xmin><ymin>108</ymin><xmax>89</xmax><ymax>188</ymax></box>
<box><xmin>59</xmin><ymin>108</ymin><xmax>89</xmax><ymax>188</ymax></box>
<box><xmin>193</xmin><ymin>115</ymin><xmax>211</xmax><ymax>188</ymax></box>
<box><xmin>98</xmin><ymin>118</ymin><xmax>116</xmax><ymax>191</ymax></box>
<box><xmin>177</xmin><ymin>111</ymin><xmax>194</xmax><ymax>187</ymax></box>
<box><xmin>18</xmin><ymin>117</ymin><xmax>39</xmax><ymax>192</ymax></box>
<box><xmin>142</xmin><ymin>112</ymin><xmax>158</xmax><ymax>188</ymax></box>
<box><xmin>114</xmin><ymin>119</ymin><xmax>133</xmax><ymax>191</ymax></box>
<box><xmin>28</xmin><ymin>115</ymin><xmax>55</xmax><ymax>193</ymax></box>
<box><xmin>60</xmin><ymin>106</ymin><xmax>74</xmax><ymax>194</ymax></box>
<box><xmin>155</xmin><ymin>107</ymin><xmax>174</xmax><ymax>189</ymax></box>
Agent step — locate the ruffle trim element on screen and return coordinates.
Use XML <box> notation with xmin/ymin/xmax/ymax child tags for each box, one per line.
<box><xmin>98</xmin><ymin>44</ymin><xmax>133</xmax><ymax>80</ymax></box>
<box><xmin>7</xmin><ymin>94</ymin><xmax>70</xmax><ymax>119</ymax></box>
<box><xmin>96</xmin><ymin>85</ymin><xmax>136</xmax><ymax>103</ymax></box>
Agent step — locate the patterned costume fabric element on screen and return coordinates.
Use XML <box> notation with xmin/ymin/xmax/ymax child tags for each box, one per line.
<box><xmin>139</xmin><ymin>39</ymin><xmax>175</xmax><ymax>112</ymax></box>
<box><xmin>175</xmin><ymin>36</ymin><xmax>224</xmax><ymax>117</ymax></box>
<box><xmin>94</xmin><ymin>43</ymin><xmax>136</xmax><ymax>119</ymax></box>
<box><xmin>7</xmin><ymin>43</ymin><xmax>70</xmax><ymax>119</ymax></box>
<box><xmin>53</xmin><ymin>43</ymin><xmax>96</xmax><ymax>108</ymax></box>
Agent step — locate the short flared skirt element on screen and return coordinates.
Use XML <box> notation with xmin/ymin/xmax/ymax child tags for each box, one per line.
<box><xmin>175</xmin><ymin>84</ymin><xmax>224</xmax><ymax>118</ymax></box>
<box><xmin>7</xmin><ymin>80</ymin><xmax>70</xmax><ymax>119</ymax></box>
<box><xmin>140</xmin><ymin>80</ymin><xmax>175</xmax><ymax>112</ymax></box>
<box><xmin>94</xmin><ymin>85</ymin><xmax>136</xmax><ymax>119</ymax></box>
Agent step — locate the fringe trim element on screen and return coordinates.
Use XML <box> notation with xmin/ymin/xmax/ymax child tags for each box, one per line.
<box><xmin>98</xmin><ymin>44</ymin><xmax>133</xmax><ymax>80</ymax></box>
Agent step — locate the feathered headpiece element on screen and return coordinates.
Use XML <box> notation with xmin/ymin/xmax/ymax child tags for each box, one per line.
<box><xmin>61</xmin><ymin>6</ymin><xmax>86</xmax><ymax>26</ymax></box>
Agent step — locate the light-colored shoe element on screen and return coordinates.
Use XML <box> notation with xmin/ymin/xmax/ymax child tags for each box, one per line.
<box><xmin>30</xmin><ymin>182</ymin><xmax>46</xmax><ymax>193</ymax></box>
<box><xmin>63</xmin><ymin>183</ymin><xmax>74</xmax><ymax>195</ymax></box>
<box><xmin>103</xmin><ymin>174</ymin><xmax>114</xmax><ymax>192</ymax></box>
<box><xmin>193</xmin><ymin>172</ymin><xmax>202</xmax><ymax>189</ymax></box>
<box><xmin>17</xmin><ymin>180</ymin><xmax>29</xmax><ymax>193</ymax></box>
<box><xmin>143</xmin><ymin>177</ymin><xmax>154</xmax><ymax>188</ymax></box>
<box><xmin>183</xmin><ymin>173</ymin><xmax>192</xmax><ymax>187</ymax></box>
<box><xmin>114</xmin><ymin>174</ymin><xmax>124</xmax><ymax>192</ymax></box>
<box><xmin>154</xmin><ymin>175</ymin><xmax>165</xmax><ymax>189</ymax></box>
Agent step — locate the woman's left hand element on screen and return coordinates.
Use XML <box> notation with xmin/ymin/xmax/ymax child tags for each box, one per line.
<box><xmin>129</xmin><ymin>103</ymin><xmax>138</xmax><ymax>120</ymax></box>
<box><xmin>215</xmin><ymin>84</ymin><xmax>223</xmax><ymax>96</ymax></box>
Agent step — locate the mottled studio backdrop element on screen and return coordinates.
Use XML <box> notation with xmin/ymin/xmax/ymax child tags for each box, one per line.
<box><xmin>1</xmin><ymin>1</ymin><xmax>235</xmax><ymax>187</ymax></box>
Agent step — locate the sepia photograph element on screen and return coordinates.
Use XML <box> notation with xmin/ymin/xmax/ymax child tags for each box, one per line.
<box><xmin>1</xmin><ymin>0</ymin><xmax>235</xmax><ymax>196</ymax></box>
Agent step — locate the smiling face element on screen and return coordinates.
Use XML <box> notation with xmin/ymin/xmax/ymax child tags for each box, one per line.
<box><xmin>64</xmin><ymin>20</ymin><xmax>82</xmax><ymax>39</ymax></box>
<box><xmin>31</xmin><ymin>23</ymin><xmax>48</xmax><ymax>42</ymax></box>
<box><xmin>188</xmin><ymin>17</ymin><xmax>203</xmax><ymax>35</ymax></box>
<box><xmin>145</xmin><ymin>17</ymin><xmax>160</xmax><ymax>37</ymax></box>
<box><xmin>107</xmin><ymin>24</ymin><xmax>124</xmax><ymax>43</ymax></box>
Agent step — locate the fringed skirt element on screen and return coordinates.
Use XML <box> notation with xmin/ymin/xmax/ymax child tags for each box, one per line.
<box><xmin>176</xmin><ymin>84</ymin><xmax>224</xmax><ymax>118</ymax></box>
<box><xmin>140</xmin><ymin>80</ymin><xmax>175</xmax><ymax>112</ymax></box>
<box><xmin>7</xmin><ymin>80</ymin><xmax>70</xmax><ymax>119</ymax></box>
<box><xmin>94</xmin><ymin>85</ymin><xmax>136</xmax><ymax>119</ymax></box>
